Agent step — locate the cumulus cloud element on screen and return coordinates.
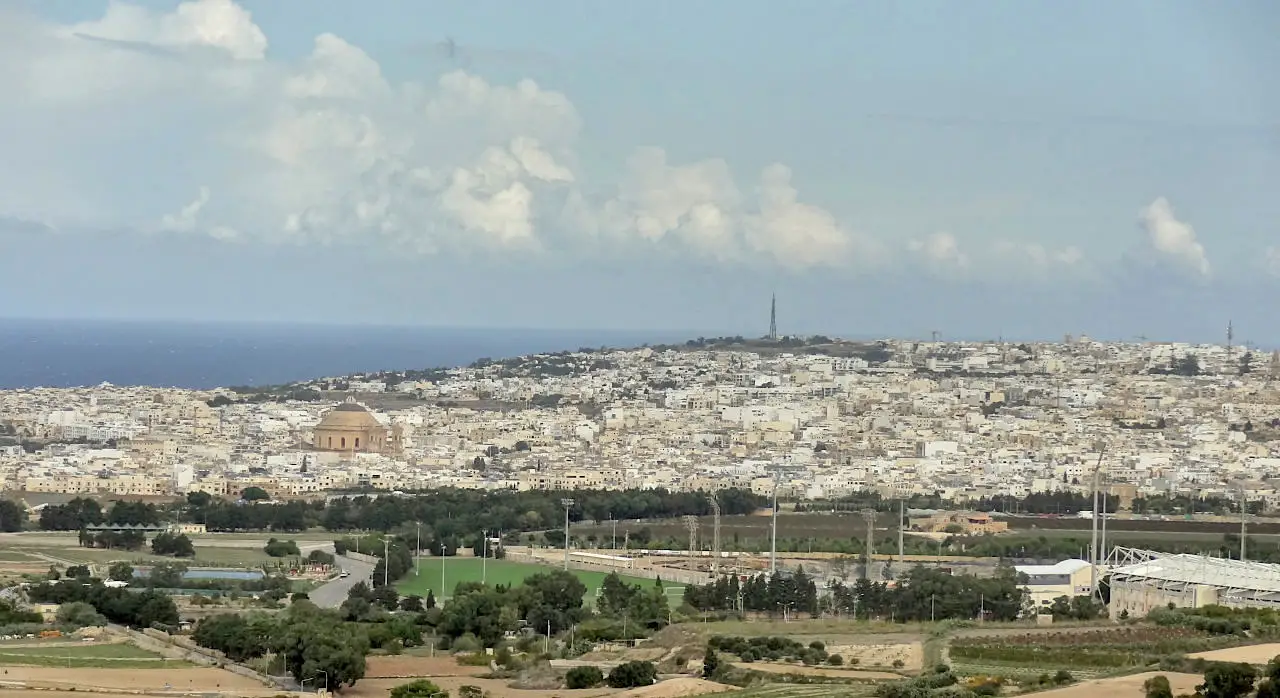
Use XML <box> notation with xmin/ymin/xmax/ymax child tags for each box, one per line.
<box><xmin>991</xmin><ymin>241</ymin><xmax>1085</xmax><ymax>275</ymax></box>
<box><xmin>1265</xmin><ymin>247</ymin><xmax>1280</xmax><ymax>278</ymax></box>
<box><xmin>1139</xmin><ymin>197</ymin><xmax>1210</xmax><ymax>278</ymax></box>
<box><xmin>908</xmin><ymin>232</ymin><xmax>969</xmax><ymax>273</ymax></box>
<box><xmin>0</xmin><ymin>0</ymin><xmax>1188</xmax><ymax>277</ymax></box>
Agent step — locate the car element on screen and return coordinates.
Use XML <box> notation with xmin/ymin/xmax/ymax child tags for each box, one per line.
<box><xmin>339</xmin><ymin>570</ymin><xmax>350</xmax><ymax>578</ymax></box>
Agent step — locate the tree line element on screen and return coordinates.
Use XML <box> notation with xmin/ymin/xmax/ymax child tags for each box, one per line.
<box><xmin>25</xmin><ymin>487</ymin><xmax>763</xmax><ymax>537</ymax></box>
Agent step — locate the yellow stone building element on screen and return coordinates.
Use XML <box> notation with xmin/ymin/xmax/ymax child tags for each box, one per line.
<box><xmin>312</xmin><ymin>397</ymin><xmax>394</xmax><ymax>455</ymax></box>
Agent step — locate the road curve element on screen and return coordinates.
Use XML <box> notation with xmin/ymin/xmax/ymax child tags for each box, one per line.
<box><xmin>308</xmin><ymin>554</ymin><xmax>376</xmax><ymax>608</ymax></box>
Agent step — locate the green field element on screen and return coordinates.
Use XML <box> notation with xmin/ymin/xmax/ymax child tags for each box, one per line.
<box><xmin>395</xmin><ymin>558</ymin><xmax>684</xmax><ymax>604</ymax></box>
<box><xmin>10</xmin><ymin>545</ymin><xmax>281</xmax><ymax>567</ymax></box>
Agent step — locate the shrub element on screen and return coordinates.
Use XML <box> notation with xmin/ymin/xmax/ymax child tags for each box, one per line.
<box><xmin>1145</xmin><ymin>675</ymin><xmax>1173</xmax><ymax>698</ymax></box>
<box><xmin>827</xmin><ymin>655</ymin><xmax>844</xmax><ymax>666</ymax></box>
<box><xmin>1054</xmin><ymin>669</ymin><xmax>1075</xmax><ymax>685</ymax></box>
<box><xmin>607</xmin><ymin>661</ymin><xmax>657</xmax><ymax>688</ymax></box>
<box><xmin>566</xmin><ymin>666</ymin><xmax>604</xmax><ymax>689</ymax></box>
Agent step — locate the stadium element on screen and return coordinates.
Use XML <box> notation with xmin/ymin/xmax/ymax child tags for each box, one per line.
<box><xmin>1107</xmin><ymin>546</ymin><xmax>1280</xmax><ymax>618</ymax></box>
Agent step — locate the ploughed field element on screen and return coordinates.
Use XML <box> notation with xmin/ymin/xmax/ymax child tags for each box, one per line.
<box><xmin>948</xmin><ymin>626</ymin><xmax>1253</xmax><ymax>680</ymax></box>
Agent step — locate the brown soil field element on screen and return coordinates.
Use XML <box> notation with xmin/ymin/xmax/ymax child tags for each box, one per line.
<box><xmin>617</xmin><ymin>678</ymin><xmax>735</xmax><ymax>697</ymax></box>
<box><xmin>0</xmin><ymin>666</ymin><xmax>267</xmax><ymax>692</ymax></box>
<box><xmin>342</xmin><ymin>676</ymin><xmax>617</xmax><ymax>698</ymax></box>
<box><xmin>365</xmin><ymin>655</ymin><xmax>489</xmax><ymax>678</ymax></box>
<box><xmin>1189</xmin><ymin>643</ymin><xmax>1280</xmax><ymax>664</ymax></box>
<box><xmin>1028</xmin><ymin>672</ymin><xmax>1203</xmax><ymax>698</ymax></box>
<box><xmin>731</xmin><ymin>662</ymin><xmax>901</xmax><ymax>680</ymax></box>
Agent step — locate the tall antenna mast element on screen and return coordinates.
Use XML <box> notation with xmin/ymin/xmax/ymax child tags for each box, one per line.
<box><xmin>861</xmin><ymin>508</ymin><xmax>876</xmax><ymax>580</ymax></box>
<box><xmin>1227</xmin><ymin>320</ymin><xmax>1235</xmax><ymax>361</ymax></box>
<box><xmin>768</xmin><ymin>293</ymin><xmax>778</xmax><ymax>341</ymax></box>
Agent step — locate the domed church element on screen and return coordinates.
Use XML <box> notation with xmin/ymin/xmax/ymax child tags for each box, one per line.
<box><xmin>312</xmin><ymin>397</ymin><xmax>396</xmax><ymax>455</ymax></box>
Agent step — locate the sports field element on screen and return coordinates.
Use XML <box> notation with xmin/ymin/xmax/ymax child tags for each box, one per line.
<box><xmin>395</xmin><ymin>558</ymin><xmax>684</xmax><ymax>604</ymax></box>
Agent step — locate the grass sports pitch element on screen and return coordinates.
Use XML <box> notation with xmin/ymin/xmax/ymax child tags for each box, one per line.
<box><xmin>395</xmin><ymin>558</ymin><xmax>684</xmax><ymax>605</ymax></box>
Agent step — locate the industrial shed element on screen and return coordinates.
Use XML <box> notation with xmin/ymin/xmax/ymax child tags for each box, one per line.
<box><xmin>1107</xmin><ymin>547</ymin><xmax>1280</xmax><ymax>619</ymax></box>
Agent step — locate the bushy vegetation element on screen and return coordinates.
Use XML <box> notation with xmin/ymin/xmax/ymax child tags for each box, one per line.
<box><xmin>1149</xmin><ymin>605</ymin><xmax>1280</xmax><ymax>637</ymax></box>
<box><xmin>607</xmin><ymin>660</ymin><xmax>657</xmax><ymax>688</ymax></box>
<box><xmin>263</xmin><ymin>537</ymin><xmax>301</xmax><ymax>557</ymax></box>
<box><xmin>685</xmin><ymin>568</ymin><xmax>820</xmax><ymax>615</ymax></box>
<box><xmin>708</xmin><ymin>635</ymin><xmax>835</xmax><ymax>665</ymax></box>
<box><xmin>27</xmin><ymin>579</ymin><xmax>178</xmax><ymax>629</ymax></box>
<box><xmin>565</xmin><ymin>665</ymin><xmax>604</xmax><ymax>689</ymax></box>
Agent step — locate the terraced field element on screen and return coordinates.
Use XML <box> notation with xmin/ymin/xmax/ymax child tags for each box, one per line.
<box><xmin>729</xmin><ymin>684</ymin><xmax>877</xmax><ymax>698</ymax></box>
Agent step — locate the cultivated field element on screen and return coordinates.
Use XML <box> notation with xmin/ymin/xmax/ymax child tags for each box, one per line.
<box><xmin>397</xmin><ymin>558</ymin><xmax>685</xmax><ymax>604</ymax></box>
<box><xmin>1188</xmin><ymin>643</ymin><xmax>1280</xmax><ymax>664</ymax></box>
<box><xmin>1029</xmin><ymin>672</ymin><xmax>1205</xmax><ymax>698</ymax></box>
<box><xmin>0</xmin><ymin>666</ymin><xmax>269</xmax><ymax>694</ymax></box>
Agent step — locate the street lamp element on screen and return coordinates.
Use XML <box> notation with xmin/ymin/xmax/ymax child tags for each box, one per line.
<box><xmin>415</xmin><ymin>521</ymin><xmax>421</xmax><ymax>577</ymax></box>
<box><xmin>481</xmin><ymin>528</ymin><xmax>488</xmax><ymax>585</ymax></box>
<box><xmin>561</xmin><ymin>498</ymin><xmax>575</xmax><ymax>570</ymax></box>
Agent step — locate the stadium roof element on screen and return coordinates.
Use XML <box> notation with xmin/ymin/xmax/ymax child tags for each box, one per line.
<box><xmin>1110</xmin><ymin>551</ymin><xmax>1280</xmax><ymax>595</ymax></box>
<box><xmin>1016</xmin><ymin>559</ymin><xmax>1091</xmax><ymax>576</ymax></box>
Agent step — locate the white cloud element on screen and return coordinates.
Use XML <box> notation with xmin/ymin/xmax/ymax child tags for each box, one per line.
<box><xmin>991</xmin><ymin>241</ymin><xmax>1086</xmax><ymax>275</ymax></box>
<box><xmin>1138</xmin><ymin>197</ymin><xmax>1210</xmax><ymax>278</ymax></box>
<box><xmin>1265</xmin><ymin>247</ymin><xmax>1280</xmax><ymax>277</ymax></box>
<box><xmin>0</xmin><ymin>0</ymin><xmax>1191</xmax><ymax>277</ymax></box>
<box><xmin>908</xmin><ymin>232</ymin><xmax>969</xmax><ymax>273</ymax></box>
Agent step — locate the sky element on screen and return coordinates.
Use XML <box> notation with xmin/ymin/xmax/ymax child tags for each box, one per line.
<box><xmin>1</xmin><ymin>0</ymin><xmax>1278</xmax><ymax>343</ymax></box>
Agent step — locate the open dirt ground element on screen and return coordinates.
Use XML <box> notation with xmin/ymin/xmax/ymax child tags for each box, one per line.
<box><xmin>0</xmin><ymin>666</ymin><xmax>267</xmax><ymax>692</ymax></box>
<box><xmin>1029</xmin><ymin>672</ymin><xmax>1204</xmax><ymax>698</ymax></box>
<box><xmin>342</xmin><ymin>676</ymin><xmax>617</xmax><ymax>698</ymax></box>
<box><xmin>616</xmin><ymin>678</ymin><xmax>735</xmax><ymax>697</ymax></box>
<box><xmin>365</xmin><ymin>655</ymin><xmax>489</xmax><ymax>678</ymax></box>
<box><xmin>1189</xmin><ymin>644</ymin><xmax>1280</xmax><ymax>664</ymax></box>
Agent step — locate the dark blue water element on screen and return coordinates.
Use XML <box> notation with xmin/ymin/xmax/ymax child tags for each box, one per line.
<box><xmin>0</xmin><ymin>318</ymin><xmax>690</xmax><ymax>390</ymax></box>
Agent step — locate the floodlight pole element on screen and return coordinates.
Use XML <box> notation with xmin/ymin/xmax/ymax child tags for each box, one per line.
<box><xmin>561</xmin><ymin>498</ymin><xmax>575</xmax><ymax>570</ymax></box>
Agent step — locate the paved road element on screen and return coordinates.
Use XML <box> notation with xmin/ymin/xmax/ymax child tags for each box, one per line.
<box><xmin>309</xmin><ymin>554</ymin><xmax>376</xmax><ymax>608</ymax></box>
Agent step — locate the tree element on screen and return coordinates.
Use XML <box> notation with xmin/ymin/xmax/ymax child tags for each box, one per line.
<box><xmin>1198</xmin><ymin>663</ymin><xmax>1256</xmax><ymax>698</ymax></box>
<box><xmin>275</xmin><ymin>617</ymin><xmax>369</xmax><ymax>691</ymax></box>
<box><xmin>566</xmin><ymin>666</ymin><xmax>604</xmax><ymax>689</ymax></box>
<box><xmin>65</xmin><ymin>565</ymin><xmax>92</xmax><ymax>579</ymax></box>
<box><xmin>390</xmin><ymin>679</ymin><xmax>448</xmax><ymax>698</ymax></box>
<box><xmin>0</xmin><ymin>499</ymin><xmax>24</xmax><ymax>532</ymax></box>
<box><xmin>702</xmin><ymin>647</ymin><xmax>721</xmax><ymax>679</ymax></box>
<box><xmin>307</xmin><ymin>549</ymin><xmax>336</xmax><ymax>566</ymax></box>
<box><xmin>241</xmin><ymin>486</ymin><xmax>270</xmax><ymax>502</ymax></box>
<box><xmin>400</xmin><ymin>595</ymin><xmax>425</xmax><ymax>613</ymax></box>
<box><xmin>56</xmin><ymin>601</ymin><xmax>107</xmax><ymax>628</ymax></box>
<box><xmin>607</xmin><ymin>661</ymin><xmax>657</xmax><ymax>688</ymax></box>
<box><xmin>107</xmin><ymin>561</ymin><xmax>134</xmax><ymax>582</ymax></box>
<box><xmin>152</xmin><ymin>532</ymin><xmax>196</xmax><ymax>557</ymax></box>
<box><xmin>264</xmin><ymin>538</ymin><xmax>301</xmax><ymax>557</ymax></box>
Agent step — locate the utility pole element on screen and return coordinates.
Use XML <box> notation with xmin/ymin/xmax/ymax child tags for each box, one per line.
<box><xmin>1100</xmin><ymin>484</ymin><xmax>1107</xmax><ymax>566</ymax></box>
<box><xmin>561</xmin><ymin>498</ymin><xmax>575</xmax><ymax>570</ymax></box>
<box><xmin>481</xmin><ymin>529</ymin><xmax>488</xmax><ymax>585</ymax></box>
<box><xmin>769</xmin><ymin>476</ymin><xmax>780</xmax><ymax>574</ymax></box>
<box><xmin>684</xmin><ymin>515</ymin><xmax>699</xmax><ymax>570</ymax></box>
<box><xmin>709</xmin><ymin>494</ymin><xmax>722</xmax><ymax>576</ymax></box>
<box><xmin>440</xmin><ymin>536</ymin><xmax>447</xmax><ymax>602</ymax></box>
<box><xmin>610</xmin><ymin>515</ymin><xmax>616</xmax><ymax>550</ymax></box>
<box><xmin>415</xmin><ymin>521</ymin><xmax>420</xmax><ymax>577</ymax></box>
<box><xmin>861</xmin><ymin>508</ymin><xmax>876</xmax><ymax>581</ymax></box>
<box><xmin>382</xmin><ymin>536</ymin><xmax>390</xmax><ymax>588</ymax></box>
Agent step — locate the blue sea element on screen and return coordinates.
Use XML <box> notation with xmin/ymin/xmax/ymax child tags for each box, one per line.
<box><xmin>0</xmin><ymin>318</ymin><xmax>692</xmax><ymax>390</ymax></box>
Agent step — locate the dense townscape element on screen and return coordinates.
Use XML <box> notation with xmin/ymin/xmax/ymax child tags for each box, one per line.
<box><xmin>2</xmin><ymin>336</ymin><xmax>1278</xmax><ymax>506</ymax></box>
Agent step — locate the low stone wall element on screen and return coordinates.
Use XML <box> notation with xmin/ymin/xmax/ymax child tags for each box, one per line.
<box><xmin>114</xmin><ymin>624</ymin><xmax>294</xmax><ymax>690</ymax></box>
<box><xmin>344</xmin><ymin>551</ymin><xmax>379</xmax><ymax>565</ymax></box>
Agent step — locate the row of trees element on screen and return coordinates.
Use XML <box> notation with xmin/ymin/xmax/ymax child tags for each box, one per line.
<box><xmin>40</xmin><ymin>497</ymin><xmax>163</xmax><ymax>530</ymax></box>
<box><xmin>684</xmin><ymin>569</ymin><xmax>821</xmax><ymax>616</ymax></box>
<box><xmin>27</xmin><ymin>578</ymin><xmax>179</xmax><ymax>629</ymax></box>
<box><xmin>22</xmin><ymin>487</ymin><xmax>764</xmax><ymax>535</ymax></box>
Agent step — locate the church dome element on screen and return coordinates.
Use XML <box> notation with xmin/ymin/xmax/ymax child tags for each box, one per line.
<box><xmin>315</xmin><ymin>398</ymin><xmax>381</xmax><ymax>432</ymax></box>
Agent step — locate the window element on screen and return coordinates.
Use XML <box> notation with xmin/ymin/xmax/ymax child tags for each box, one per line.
<box><xmin>327</xmin><ymin>437</ymin><xmax>332</xmax><ymax>448</ymax></box>
<box><xmin>355</xmin><ymin>437</ymin><xmax>360</xmax><ymax>448</ymax></box>
<box><xmin>341</xmin><ymin>437</ymin><xmax>346</xmax><ymax>448</ymax></box>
